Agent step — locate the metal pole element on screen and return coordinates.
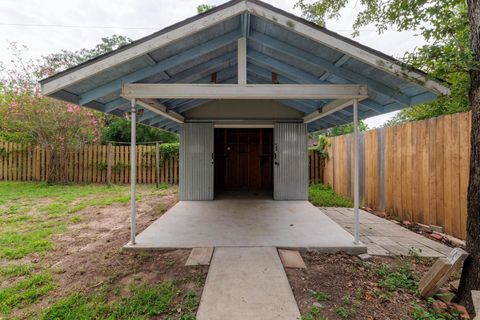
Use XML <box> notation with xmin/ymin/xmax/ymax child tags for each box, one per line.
<box><xmin>130</xmin><ymin>98</ymin><xmax>137</xmax><ymax>245</ymax></box>
<box><xmin>353</xmin><ymin>99</ymin><xmax>360</xmax><ymax>244</ymax></box>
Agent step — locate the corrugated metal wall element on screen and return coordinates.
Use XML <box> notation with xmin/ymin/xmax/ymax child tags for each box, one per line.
<box><xmin>273</xmin><ymin>122</ymin><xmax>308</xmax><ymax>200</ymax></box>
<box><xmin>179</xmin><ymin>123</ymin><xmax>214</xmax><ymax>200</ymax></box>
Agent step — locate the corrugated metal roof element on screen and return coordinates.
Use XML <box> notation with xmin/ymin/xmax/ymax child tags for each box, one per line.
<box><xmin>40</xmin><ymin>0</ymin><xmax>449</xmax><ymax>133</ymax></box>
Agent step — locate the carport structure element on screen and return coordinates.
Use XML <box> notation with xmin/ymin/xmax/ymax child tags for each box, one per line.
<box><xmin>40</xmin><ymin>0</ymin><xmax>449</xmax><ymax>250</ymax></box>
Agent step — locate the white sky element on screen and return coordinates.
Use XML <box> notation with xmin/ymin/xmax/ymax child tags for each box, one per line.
<box><xmin>0</xmin><ymin>0</ymin><xmax>426</xmax><ymax>127</ymax></box>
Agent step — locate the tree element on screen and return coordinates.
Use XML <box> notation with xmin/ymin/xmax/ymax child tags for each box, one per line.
<box><xmin>326</xmin><ymin>120</ymin><xmax>368</xmax><ymax>137</ymax></box>
<box><xmin>102</xmin><ymin>116</ymin><xmax>178</xmax><ymax>144</ymax></box>
<box><xmin>296</xmin><ymin>0</ymin><xmax>471</xmax><ymax>126</ymax></box>
<box><xmin>197</xmin><ymin>4</ymin><xmax>215</xmax><ymax>14</ymax></box>
<box><xmin>457</xmin><ymin>0</ymin><xmax>480</xmax><ymax>311</ymax></box>
<box><xmin>295</xmin><ymin>0</ymin><xmax>479</xmax><ymax>312</ymax></box>
<box><xmin>0</xmin><ymin>43</ymin><xmax>103</xmax><ymax>182</ymax></box>
<box><xmin>37</xmin><ymin>35</ymin><xmax>132</xmax><ymax>78</ymax></box>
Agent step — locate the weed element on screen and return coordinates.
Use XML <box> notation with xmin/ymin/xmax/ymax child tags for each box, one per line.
<box><xmin>336</xmin><ymin>306</ymin><xmax>356</xmax><ymax>319</ymax></box>
<box><xmin>411</xmin><ymin>302</ymin><xmax>459</xmax><ymax>320</ymax></box>
<box><xmin>376</xmin><ymin>263</ymin><xmax>417</xmax><ymax>293</ymax></box>
<box><xmin>355</xmin><ymin>288</ymin><xmax>364</xmax><ymax>301</ymax></box>
<box><xmin>309</xmin><ymin>290</ymin><xmax>331</xmax><ymax>302</ymax></box>
<box><xmin>341</xmin><ymin>295</ymin><xmax>351</xmax><ymax>305</ymax></box>
<box><xmin>309</xmin><ymin>184</ymin><xmax>353</xmax><ymax>207</ymax></box>
<box><xmin>301</xmin><ymin>305</ymin><xmax>326</xmax><ymax>320</ymax></box>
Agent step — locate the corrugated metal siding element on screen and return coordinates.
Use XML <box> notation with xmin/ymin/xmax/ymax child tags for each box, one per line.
<box><xmin>274</xmin><ymin>122</ymin><xmax>308</xmax><ymax>200</ymax></box>
<box><xmin>179</xmin><ymin>123</ymin><xmax>214</xmax><ymax>200</ymax></box>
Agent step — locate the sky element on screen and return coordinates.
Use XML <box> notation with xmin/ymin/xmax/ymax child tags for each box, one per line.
<box><xmin>0</xmin><ymin>0</ymin><xmax>427</xmax><ymax>127</ymax></box>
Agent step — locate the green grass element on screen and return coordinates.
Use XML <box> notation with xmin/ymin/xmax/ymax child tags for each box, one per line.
<box><xmin>0</xmin><ymin>264</ymin><xmax>33</xmax><ymax>280</ymax></box>
<box><xmin>0</xmin><ymin>272</ymin><xmax>55</xmax><ymax>315</ymax></box>
<box><xmin>42</xmin><ymin>282</ymin><xmax>199</xmax><ymax>320</ymax></box>
<box><xmin>0</xmin><ymin>182</ymin><xmax>138</xmax><ymax>260</ymax></box>
<box><xmin>309</xmin><ymin>184</ymin><xmax>353</xmax><ymax>207</ymax></box>
<box><xmin>0</xmin><ymin>182</ymin><xmax>178</xmax><ymax>317</ymax></box>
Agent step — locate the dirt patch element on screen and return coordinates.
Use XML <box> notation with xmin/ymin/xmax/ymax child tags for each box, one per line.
<box><xmin>287</xmin><ymin>251</ymin><xmax>433</xmax><ymax>320</ymax></box>
<box><xmin>13</xmin><ymin>187</ymin><xmax>208</xmax><ymax>319</ymax></box>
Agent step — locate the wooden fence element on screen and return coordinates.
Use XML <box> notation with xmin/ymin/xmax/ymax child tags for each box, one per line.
<box><xmin>0</xmin><ymin>142</ymin><xmax>325</xmax><ymax>185</ymax></box>
<box><xmin>323</xmin><ymin>111</ymin><xmax>471</xmax><ymax>240</ymax></box>
<box><xmin>0</xmin><ymin>142</ymin><xmax>179</xmax><ymax>184</ymax></box>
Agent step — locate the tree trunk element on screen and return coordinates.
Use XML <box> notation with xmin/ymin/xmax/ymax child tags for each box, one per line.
<box><xmin>457</xmin><ymin>0</ymin><xmax>480</xmax><ymax>314</ymax></box>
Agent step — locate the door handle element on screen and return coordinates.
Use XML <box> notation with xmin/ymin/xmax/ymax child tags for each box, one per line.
<box><xmin>211</xmin><ymin>152</ymin><xmax>214</xmax><ymax>165</ymax></box>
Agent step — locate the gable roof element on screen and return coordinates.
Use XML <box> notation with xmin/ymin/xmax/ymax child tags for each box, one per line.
<box><xmin>40</xmin><ymin>0</ymin><xmax>449</xmax><ymax>132</ymax></box>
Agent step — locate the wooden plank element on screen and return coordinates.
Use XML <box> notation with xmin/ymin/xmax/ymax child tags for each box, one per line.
<box><xmin>421</xmin><ymin>120</ymin><xmax>430</xmax><ymax>225</ymax></box>
<box><xmin>435</xmin><ymin>116</ymin><xmax>445</xmax><ymax>229</ymax></box>
<box><xmin>107</xmin><ymin>143</ymin><xmax>112</xmax><ymax>185</ymax></box>
<box><xmin>27</xmin><ymin>145</ymin><xmax>32</xmax><ymax>181</ymax></box>
<box><xmin>443</xmin><ymin>115</ymin><xmax>453</xmax><ymax>235</ymax></box>
<box><xmin>418</xmin><ymin>248</ymin><xmax>468</xmax><ymax>297</ymax></box>
<box><xmin>459</xmin><ymin>112</ymin><xmax>471</xmax><ymax>239</ymax></box>
<box><xmin>428</xmin><ymin>118</ymin><xmax>437</xmax><ymax>226</ymax></box>
<box><xmin>122</xmin><ymin>83</ymin><xmax>369</xmax><ymax>100</ymax></box>
<box><xmin>450</xmin><ymin>113</ymin><xmax>461</xmax><ymax>238</ymax></box>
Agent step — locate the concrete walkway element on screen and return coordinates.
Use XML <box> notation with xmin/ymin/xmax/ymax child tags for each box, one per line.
<box><xmin>322</xmin><ymin>207</ymin><xmax>452</xmax><ymax>257</ymax></box>
<box><xmin>197</xmin><ymin>247</ymin><xmax>300</xmax><ymax>320</ymax></box>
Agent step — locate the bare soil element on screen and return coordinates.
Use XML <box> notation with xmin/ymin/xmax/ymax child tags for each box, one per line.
<box><xmin>287</xmin><ymin>251</ymin><xmax>433</xmax><ymax>320</ymax></box>
<box><xmin>18</xmin><ymin>187</ymin><xmax>208</xmax><ymax>319</ymax></box>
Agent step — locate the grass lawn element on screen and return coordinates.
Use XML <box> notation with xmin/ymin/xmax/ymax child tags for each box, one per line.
<box><xmin>309</xmin><ymin>183</ymin><xmax>353</xmax><ymax>207</ymax></box>
<box><xmin>0</xmin><ymin>181</ymin><xmax>207</xmax><ymax>319</ymax></box>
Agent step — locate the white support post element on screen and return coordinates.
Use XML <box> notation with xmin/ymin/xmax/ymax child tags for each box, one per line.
<box><xmin>130</xmin><ymin>98</ymin><xmax>137</xmax><ymax>245</ymax></box>
<box><xmin>353</xmin><ymin>98</ymin><xmax>360</xmax><ymax>244</ymax></box>
<box><xmin>238</xmin><ymin>37</ymin><xmax>247</xmax><ymax>85</ymax></box>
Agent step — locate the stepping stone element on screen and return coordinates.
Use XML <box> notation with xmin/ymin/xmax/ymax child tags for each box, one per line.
<box><xmin>185</xmin><ymin>247</ymin><xmax>214</xmax><ymax>266</ymax></box>
<box><xmin>197</xmin><ymin>247</ymin><xmax>300</xmax><ymax>320</ymax></box>
<box><xmin>278</xmin><ymin>249</ymin><xmax>307</xmax><ymax>269</ymax></box>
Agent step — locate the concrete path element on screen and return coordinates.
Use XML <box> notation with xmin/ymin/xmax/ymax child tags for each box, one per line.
<box><xmin>196</xmin><ymin>247</ymin><xmax>300</xmax><ymax>320</ymax></box>
<box><xmin>322</xmin><ymin>207</ymin><xmax>452</xmax><ymax>257</ymax></box>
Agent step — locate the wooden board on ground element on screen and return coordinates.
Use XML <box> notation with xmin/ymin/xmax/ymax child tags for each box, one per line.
<box><xmin>278</xmin><ymin>249</ymin><xmax>307</xmax><ymax>269</ymax></box>
<box><xmin>418</xmin><ymin>247</ymin><xmax>468</xmax><ymax>297</ymax></box>
<box><xmin>185</xmin><ymin>247</ymin><xmax>214</xmax><ymax>266</ymax></box>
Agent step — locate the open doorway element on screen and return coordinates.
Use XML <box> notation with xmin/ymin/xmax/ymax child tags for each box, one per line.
<box><xmin>214</xmin><ymin>128</ymin><xmax>273</xmax><ymax>198</ymax></box>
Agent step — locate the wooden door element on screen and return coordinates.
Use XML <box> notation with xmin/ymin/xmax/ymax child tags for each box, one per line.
<box><xmin>225</xmin><ymin>129</ymin><xmax>261</xmax><ymax>189</ymax></box>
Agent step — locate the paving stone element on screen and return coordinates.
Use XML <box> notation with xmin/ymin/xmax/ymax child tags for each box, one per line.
<box><xmin>358</xmin><ymin>253</ymin><xmax>372</xmax><ymax>261</ymax></box>
<box><xmin>185</xmin><ymin>247</ymin><xmax>214</xmax><ymax>266</ymax></box>
<box><xmin>278</xmin><ymin>249</ymin><xmax>307</xmax><ymax>269</ymax></box>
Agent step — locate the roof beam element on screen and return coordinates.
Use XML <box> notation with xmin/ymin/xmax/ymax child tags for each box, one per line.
<box><xmin>304</xmin><ymin>99</ymin><xmax>360</xmax><ymax>123</ymax></box>
<box><xmin>136</xmin><ymin>99</ymin><xmax>184</xmax><ymax>123</ymax></box>
<box><xmin>249</xmin><ymin>32</ymin><xmax>411</xmax><ymax>107</ymax></box>
<box><xmin>41</xmin><ymin>1</ymin><xmax>246</xmax><ymax>95</ymax></box>
<box><xmin>122</xmin><ymin>83</ymin><xmax>368</xmax><ymax>100</ymax></box>
<box><xmin>247</xmin><ymin>52</ymin><xmax>384</xmax><ymax>114</ymax></box>
<box><xmin>238</xmin><ymin>37</ymin><xmax>247</xmax><ymax>84</ymax></box>
<box><xmin>245</xmin><ymin>1</ymin><xmax>448</xmax><ymax>95</ymax></box>
<box><xmin>77</xmin><ymin>30</ymin><xmax>241</xmax><ymax>105</ymax></box>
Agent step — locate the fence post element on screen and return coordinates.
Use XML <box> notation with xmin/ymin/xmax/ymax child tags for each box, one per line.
<box><xmin>331</xmin><ymin>138</ymin><xmax>335</xmax><ymax>190</ymax></box>
<box><xmin>156</xmin><ymin>142</ymin><xmax>160</xmax><ymax>188</ymax></box>
<box><xmin>107</xmin><ymin>143</ymin><xmax>112</xmax><ymax>186</ymax></box>
<box><xmin>346</xmin><ymin>134</ymin><xmax>352</xmax><ymax>197</ymax></box>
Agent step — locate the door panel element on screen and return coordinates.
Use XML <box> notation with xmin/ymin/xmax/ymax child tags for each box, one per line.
<box><xmin>274</xmin><ymin>123</ymin><xmax>308</xmax><ymax>200</ymax></box>
<box><xmin>179</xmin><ymin>123</ymin><xmax>214</xmax><ymax>200</ymax></box>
